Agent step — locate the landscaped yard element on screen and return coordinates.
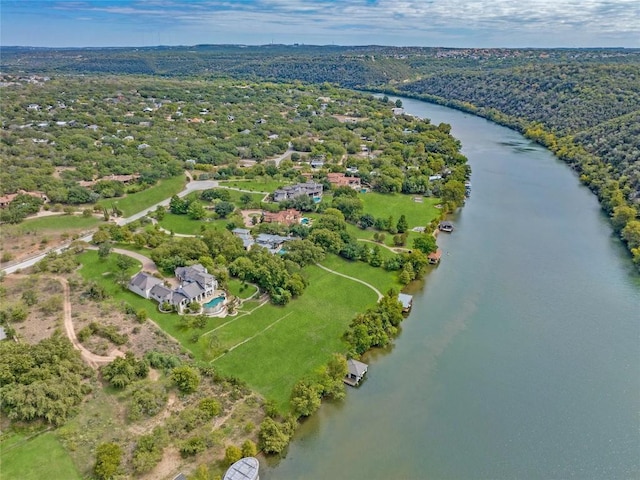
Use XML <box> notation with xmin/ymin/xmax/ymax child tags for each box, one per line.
<box><xmin>0</xmin><ymin>432</ymin><xmax>82</xmax><ymax>480</ymax></box>
<box><xmin>227</xmin><ymin>278</ymin><xmax>259</xmax><ymax>300</ymax></box>
<box><xmin>97</xmin><ymin>175</ymin><xmax>186</xmax><ymax>217</ymax></box>
<box><xmin>320</xmin><ymin>253</ymin><xmax>402</xmax><ymax>293</ymax></box>
<box><xmin>77</xmin><ymin>249</ymin><xmax>380</xmax><ymax>411</ymax></box>
<box><xmin>359</xmin><ymin>192</ymin><xmax>441</xmax><ymax>227</ymax></box>
<box><xmin>217</xmin><ymin>178</ymin><xmax>291</xmax><ymax>193</ymax></box>
<box><xmin>158</xmin><ymin>213</ymin><xmax>222</xmax><ymax>235</ymax></box>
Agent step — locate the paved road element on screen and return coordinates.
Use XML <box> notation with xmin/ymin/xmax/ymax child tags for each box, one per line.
<box><xmin>2</xmin><ymin>177</ymin><xmax>219</xmax><ymax>274</ymax></box>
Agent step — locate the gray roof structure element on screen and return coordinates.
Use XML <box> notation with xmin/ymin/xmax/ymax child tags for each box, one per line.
<box><xmin>129</xmin><ymin>271</ymin><xmax>163</xmax><ymax>290</ymax></box>
<box><xmin>347</xmin><ymin>358</ymin><xmax>368</xmax><ymax>378</ymax></box>
<box><xmin>149</xmin><ymin>284</ymin><xmax>172</xmax><ymax>299</ymax></box>
<box><xmin>223</xmin><ymin>457</ymin><xmax>260</xmax><ymax>480</ymax></box>
<box><xmin>177</xmin><ymin>282</ymin><xmax>205</xmax><ymax>300</ymax></box>
<box><xmin>398</xmin><ymin>293</ymin><xmax>413</xmax><ymax>310</ymax></box>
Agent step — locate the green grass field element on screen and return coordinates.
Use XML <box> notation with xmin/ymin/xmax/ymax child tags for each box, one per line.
<box><xmin>0</xmin><ymin>432</ymin><xmax>82</xmax><ymax>480</ymax></box>
<box><xmin>214</xmin><ymin>189</ymin><xmax>267</xmax><ymax>205</ymax></box>
<box><xmin>320</xmin><ymin>253</ymin><xmax>401</xmax><ymax>293</ymax></box>
<box><xmin>212</xmin><ymin>264</ymin><xmax>379</xmax><ymax>411</ymax></box>
<box><xmin>360</xmin><ymin>192</ymin><xmax>441</xmax><ymax>227</ymax></box>
<box><xmin>18</xmin><ymin>214</ymin><xmax>101</xmax><ymax>232</ymax></box>
<box><xmin>97</xmin><ymin>175</ymin><xmax>186</xmax><ymax>217</ymax></box>
<box><xmin>217</xmin><ymin>178</ymin><xmax>290</xmax><ymax>193</ymax></box>
<box><xmin>227</xmin><ymin>279</ymin><xmax>258</xmax><ymax>300</ymax></box>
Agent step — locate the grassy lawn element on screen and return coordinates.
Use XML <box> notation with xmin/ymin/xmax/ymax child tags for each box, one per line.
<box><xmin>19</xmin><ymin>214</ymin><xmax>101</xmax><ymax>232</ymax></box>
<box><xmin>214</xmin><ymin>189</ymin><xmax>267</xmax><ymax>205</ymax></box>
<box><xmin>76</xmin><ymin>250</ymin><xmax>381</xmax><ymax>412</ymax></box>
<box><xmin>0</xmin><ymin>432</ymin><xmax>82</xmax><ymax>480</ymax></box>
<box><xmin>212</xmin><ymin>264</ymin><xmax>379</xmax><ymax>411</ymax></box>
<box><xmin>97</xmin><ymin>175</ymin><xmax>186</xmax><ymax>217</ymax></box>
<box><xmin>227</xmin><ymin>279</ymin><xmax>258</xmax><ymax>300</ymax></box>
<box><xmin>320</xmin><ymin>253</ymin><xmax>402</xmax><ymax>293</ymax></box>
<box><xmin>158</xmin><ymin>213</ymin><xmax>235</xmax><ymax>235</ymax></box>
<box><xmin>217</xmin><ymin>178</ymin><xmax>290</xmax><ymax>193</ymax></box>
<box><xmin>359</xmin><ymin>192</ymin><xmax>441</xmax><ymax>228</ymax></box>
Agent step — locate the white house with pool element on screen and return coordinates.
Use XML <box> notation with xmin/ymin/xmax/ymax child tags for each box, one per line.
<box><xmin>128</xmin><ymin>264</ymin><xmax>227</xmax><ymax>315</ymax></box>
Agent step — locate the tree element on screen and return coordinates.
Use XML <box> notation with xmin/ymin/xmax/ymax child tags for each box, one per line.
<box><xmin>291</xmin><ymin>380</ymin><xmax>322</xmax><ymax>418</ymax></box>
<box><xmin>259</xmin><ymin>418</ymin><xmax>290</xmax><ymax>454</ymax></box>
<box><xmin>240</xmin><ymin>193</ymin><xmax>253</xmax><ymax>206</ymax></box>
<box><xmin>169</xmin><ymin>195</ymin><xmax>188</xmax><ymax>215</ymax></box>
<box><xmin>413</xmin><ymin>235</ymin><xmax>437</xmax><ymax>255</ymax></box>
<box><xmin>359</xmin><ymin>213</ymin><xmax>375</xmax><ymax>229</ymax></box>
<box><xmin>98</xmin><ymin>241</ymin><xmax>112</xmax><ymax>260</ymax></box>
<box><xmin>94</xmin><ymin>442</ymin><xmax>122</xmax><ymax>480</ymax></box>
<box><xmin>395</xmin><ymin>99</ymin><xmax>403</xmax><ymax>108</ymax></box>
<box><xmin>396</xmin><ymin>214</ymin><xmax>408</xmax><ymax>234</ymax></box>
<box><xmin>612</xmin><ymin>206</ymin><xmax>637</xmax><ymax>233</ymax></box>
<box><xmin>441</xmin><ymin>180</ymin><xmax>466</xmax><ymax>208</ymax></box>
<box><xmin>214</xmin><ymin>201</ymin><xmax>235</xmax><ymax>218</ymax></box>
<box><xmin>622</xmin><ymin>220</ymin><xmax>640</xmax><ymax>249</ymax></box>
<box><xmin>187</xmin><ymin>200</ymin><xmax>206</xmax><ymax>220</ymax></box>
<box><xmin>224</xmin><ymin>445</ymin><xmax>243</xmax><ymax>467</ymax></box>
<box><xmin>241</xmin><ymin>439</ymin><xmax>258</xmax><ymax>458</ymax></box>
<box><xmin>171</xmin><ymin>365</ymin><xmax>201</xmax><ymax>393</ymax></box>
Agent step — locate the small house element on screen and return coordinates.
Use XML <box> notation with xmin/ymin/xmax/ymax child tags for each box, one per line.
<box><xmin>428</xmin><ymin>249</ymin><xmax>442</xmax><ymax>265</ymax></box>
<box><xmin>344</xmin><ymin>358</ymin><xmax>368</xmax><ymax>387</ymax></box>
<box><xmin>398</xmin><ymin>293</ymin><xmax>413</xmax><ymax>313</ymax></box>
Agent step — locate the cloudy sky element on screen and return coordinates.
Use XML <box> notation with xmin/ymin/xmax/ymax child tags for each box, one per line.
<box><xmin>2</xmin><ymin>0</ymin><xmax>638</xmax><ymax>48</ymax></box>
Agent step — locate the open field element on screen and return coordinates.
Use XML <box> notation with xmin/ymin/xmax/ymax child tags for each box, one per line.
<box><xmin>0</xmin><ymin>214</ymin><xmax>101</xmax><ymax>265</ymax></box>
<box><xmin>319</xmin><ymin>253</ymin><xmax>402</xmax><ymax>293</ymax></box>
<box><xmin>0</xmin><ymin>432</ymin><xmax>82</xmax><ymax>480</ymax></box>
<box><xmin>97</xmin><ymin>175</ymin><xmax>186</xmax><ymax>217</ymax></box>
<box><xmin>212</xmin><ymin>264</ymin><xmax>379</xmax><ymax>411</ymax></box>
<box><xmin>217</xmin><ymin>178</ymin><xmax>290</xmax><ymax>193</ymax></box>
<box><xmin>360</xmin><ymin>192</ymin><xmax>442</xmax><ymax>227</ymax></box>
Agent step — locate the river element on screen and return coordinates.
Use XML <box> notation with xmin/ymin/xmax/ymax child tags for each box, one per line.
<box><xmin>262</xmin><ymin>96</ymin><xmax>640</xmax><ymax>479</ymax></box>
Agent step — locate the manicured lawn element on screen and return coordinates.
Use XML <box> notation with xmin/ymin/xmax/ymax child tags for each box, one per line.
<box><xmin>360</xmin><ymin>192</ymin><xmax>441</xmax><ymax>228</ymax></box>
<box><xmin>158</xmin><ymin>213</ymin><xmax>234</xmax><ymax>235</ymax></box>
<box><xmin>217</xmin><ymin>178</ymin><xmax>290</xmax><ymax>193</ymax></box>
<box><xmin>0</xmin><ymin>432</ymin><xmax>82</xmax><ymax>480</ymax></box>
<box><xmin>76</xmin><ymin>250</ymin><xmax>381</xmax><ymax>412</ymax></box>
<box><xmin>320</xmin><ymin>253</ymin><xmax>402</xmax><ymax>293</ymax></box>
<box><xmin>227</xmin><ymin>279</ymin><xmax>258</xmax><ymax>300</ymax></box>
<box><xmin>214</xmin><ymin>189</ymin><xmax>267</xmax><ymax>205</ymax></box>
<box><xmin>97</xmin><ymin>175</ymin><xmax>186</xmax><ymax>217</ymax></box>
<box><xmin>212</xmin><ymin>264</ymin><xmax>379</xmax><ymax>411</ymax></box>
<box><xmin>20</xmin><ymin>214</ymin><xmax>100</xmax><ymax>231</ymax></box>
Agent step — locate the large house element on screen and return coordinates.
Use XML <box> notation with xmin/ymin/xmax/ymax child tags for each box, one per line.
<box><xmin>273</xmin><ymin>182</ymin><xmax>323</xmax><ymax>203</ymax></box>
<box><xmin>327</xmin><ymin>172</ymin><xmax>361</xmax><ymax>190</ymax></box>
<box><xmin>262</xmin><ymin>208</ymin><xmax>302</xmax><ymax>226</ymax></box>
<box><xmin>255</xmin><ymin>233</ymin><xmax>291</xmax><ymax>254</ymax></box>
<box><xmin>128</xmin><ymin>264</ymin><xmax>217</xmax><ymax>314</ymax></box>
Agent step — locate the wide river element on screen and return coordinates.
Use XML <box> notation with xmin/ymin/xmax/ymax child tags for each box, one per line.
<box><xmin>262</xmin><ymin>96</ymin><xmax>640</xmax><ymax>479</ymax></box>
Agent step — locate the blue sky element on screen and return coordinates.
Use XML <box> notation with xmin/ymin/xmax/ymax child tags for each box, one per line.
<box><xmin>2</xmin><ymin>0</ymin><xmax>638</xmax><ymax>48</ymax></box>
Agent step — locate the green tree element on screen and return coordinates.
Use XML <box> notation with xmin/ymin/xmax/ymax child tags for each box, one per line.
<box><xmin>171</xmin><ymin>365</ymin><xmax>201</xmax><ymax>394</ymax></box>
<box><xmin>396</xmin><ymin>214</ymin><xmax>408</xmax><ymax>234</ymax></box>
<box><xmin>94</xmin><ymin>442</ymin><xmax>123</xmax><ymax>480</ymax></box>
<box><xmin>214</xmin><ymin>201</ymin><xmax>235</xmax><ymax>218</ymax></box>
<box><xmin>290</xmin><ymin>380</ymin><xmax>322</xmax><ymax>418</ymax></box>
<box><xmin>413</xmin><ymin>235</ymin><xmax>437</xmax><ymax>254</ymax></box>
<box><xmin>241</xmin><ymin>439</ymin><xmax>258</xmax><ymax>458</ymax></box>
<box><xmin>224</xmin><ymin>445</ymin><xmax>243</xmax><ymax>467</ymax></box>
<box><xmin>259</xmin><ymin>418</ymin><xmax>290</xmax><ymax>454</ymax></box>
<box><xmin>188</xmin><ymin>200</ymin><xmax>206</xmax><ymax>220</ymax></box>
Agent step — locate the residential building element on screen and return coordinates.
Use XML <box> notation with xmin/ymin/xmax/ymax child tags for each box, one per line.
<box><xmin>327</xmin><ymin>173</ymin><xmax>361</xmax><ymax>190</ymax></box>
<box><xmin>272</xmin><ymin>182</ymin><xmax>323</xmax><ymax>202</ymax></box>
<box><xmin>262</xmin><ymin>208</ymin><xmax>301</xmax><ymax>226</ymax></box>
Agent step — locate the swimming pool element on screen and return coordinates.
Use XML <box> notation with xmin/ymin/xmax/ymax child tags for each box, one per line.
<box><xmin>204</xmin><ymin>296</ymin><xmax>225</xmax><ymax>309</ymax></box>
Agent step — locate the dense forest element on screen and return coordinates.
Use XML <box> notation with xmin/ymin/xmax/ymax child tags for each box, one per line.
<box><xmin>1</xmin><ymin>45</ymin><xmax>639</xmax><ymax>263</ymax></box>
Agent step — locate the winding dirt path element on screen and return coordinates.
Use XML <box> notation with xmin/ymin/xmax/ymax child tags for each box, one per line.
<box><xmin>315</xmin><ymin>263</ymin><xmax>383</xmax><ymax>301</ymax></box>
<box><xmin>55</xmin><ymin>275</ymin><xmax>125</xmax><ymax>368</ymax></box>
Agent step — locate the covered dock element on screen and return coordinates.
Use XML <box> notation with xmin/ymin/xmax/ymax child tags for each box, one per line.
<box><xmin>344</xmin><ymin>359</ymin><xmax>368</xmax><ymax>387</ymax></box>
<box><xmin>398</xmin><ymin>293</ymin><xmax>413</xmax><ymax>312</ymax></box>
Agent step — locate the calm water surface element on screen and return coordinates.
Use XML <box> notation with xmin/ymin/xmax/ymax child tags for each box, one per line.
<box><xmin>262</xmin><ymin>97</ymin><xmax>640</xmax><ymax>480</ymax></box>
